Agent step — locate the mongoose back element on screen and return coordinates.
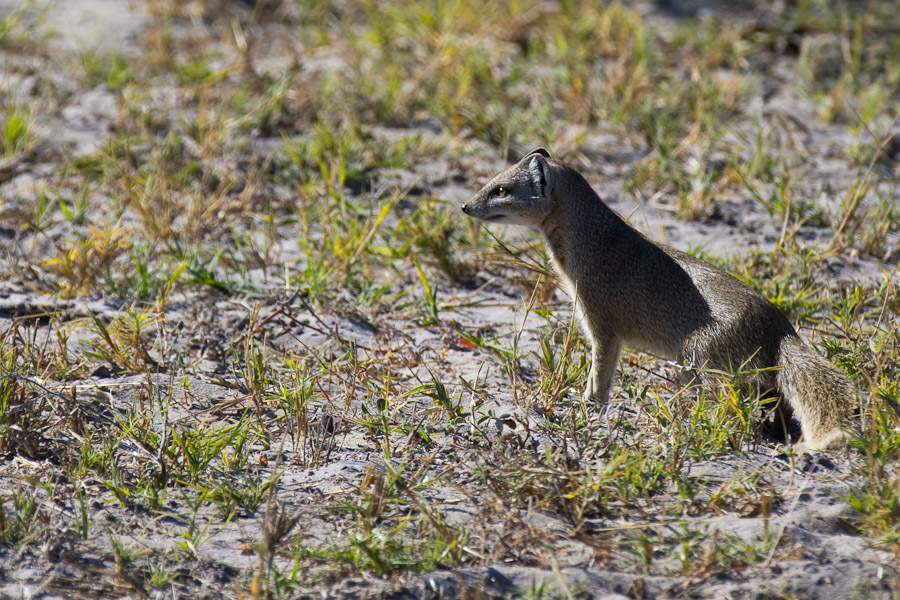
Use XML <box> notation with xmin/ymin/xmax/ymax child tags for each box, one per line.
<box><xmin>461</xmin><ymin>148</ymin><xmax>857</xmax><ymax>451</ymax></box>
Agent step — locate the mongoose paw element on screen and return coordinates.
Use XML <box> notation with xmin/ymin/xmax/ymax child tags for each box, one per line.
<box><xmin>582</xmin><ymin>381</ymin><xmax>610</xmax><ymax>406</ymax></box>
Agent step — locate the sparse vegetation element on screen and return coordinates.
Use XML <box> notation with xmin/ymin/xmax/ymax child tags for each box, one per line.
<box><xmin>1</xmin><ymin>0</ymin><xmax>899</xmax><ymax>598</ymax></box>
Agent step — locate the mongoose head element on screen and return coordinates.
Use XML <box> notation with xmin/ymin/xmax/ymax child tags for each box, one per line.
<box><xmin>461</xmin><ymin>148</ymin><xmax>557</xmax><ymax>227</ymax></box>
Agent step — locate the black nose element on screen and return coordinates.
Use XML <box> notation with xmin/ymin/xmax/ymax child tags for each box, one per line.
<box><xmin>461</xmin><ymin>203</ymin><xmax>468</xmax><ymax>213</ymax></box>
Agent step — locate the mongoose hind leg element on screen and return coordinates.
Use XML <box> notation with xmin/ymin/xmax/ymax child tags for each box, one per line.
<box><xmin>584</xmin><ymin>336</ymin><xmax>623</xmax><ymax>405</ymax></box>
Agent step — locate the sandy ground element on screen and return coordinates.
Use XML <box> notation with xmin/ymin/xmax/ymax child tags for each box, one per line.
<box><xmin>0</xmin><ymin>0</ymin><xmax>146</xmax><ymax>51</ymax></box>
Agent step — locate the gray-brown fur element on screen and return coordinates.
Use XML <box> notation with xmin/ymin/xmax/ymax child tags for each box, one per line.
<box><xmin>462</xmin><ymin>149</ymin><xmax>857</xmax><ymax>450</ymax></box>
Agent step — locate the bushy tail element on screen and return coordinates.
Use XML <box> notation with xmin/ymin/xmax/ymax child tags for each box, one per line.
<box><xmin>775</xmin><ymin>335</ymin><xmax>857</xmax><ymax>450</ymax></box>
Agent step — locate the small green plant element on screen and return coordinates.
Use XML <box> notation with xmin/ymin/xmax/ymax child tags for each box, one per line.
<box><xmin>413</xmin><ymin>261</ymin><xmax>441</xmax><ymax>325</ymax></box>
<box><xmin>534</xmin><ymin>313</ymin><xmax>589</xmax><ymax>410</ymax></box>
<box><xmin>211</xmin><ymin>472</ymin><xmax>271</xmax><ymax>516</ymax></box>
<box><xmin>29</xmin><ymin>186</ymin><xmax>56</xmax><ymax>230</ymax></box>
<box><xmin>0</xmin><ymin>485</ymin><xmax>43</xmax><ymax>545</ymax></box>
<box><xmin>59</xmin><ymin>187</ymin><xmax>89</xmax><ymax>225</ymax></box>
<box><xmin>173</xmin><ymin>244</ymin><xmax>260</xmax><ymax>297</ymax></box>
<box><xmin>168</xmin><ymin>418</ymin><xmax>250</xmax><ymax>484</ymax></box>
<box><xmin>107</xmin><ymin>532</ymin><xmax>144</xmax><ymax>571</ymax></box>
<box><xmin>1</xmin><ymin>100</ymin><xmax>35</xmax><ymax>157</ymax></box>
<box><xmin>0</xmin><ymin>0</ymin><xmax>45</xmax><ymax>48</ymax></box>
<box><xmin>421</xmin><ymin>370</ymin><xmax>465</xmax><ymax>421</ymax></box>
<box><xmin>106</xmin><ymin>242</ymin><xmax>188</xmax><ymax>300</ymax></box>
<box><xmin>174</xmin><ymin>488</ymin><xmax>221</xmax><ymax>559</ymax></box>
<box><xmin>81</xmin><ymin>305</ymin><xmax>162</xmax><ymax>373</ymax></box>
<box><xmin>80</xmin><ymin>51</ymin><xmax>133</xmax><ymax>89</ymax></box>
<box><xmin>72</xmin><ymin>486</ymin><xmax>91</xmax><ymax>538</ymax></box>
<box><xmin>144</xmin><ymin>561</ymin><xmax>176</xmax><ymax>589</ymax></box>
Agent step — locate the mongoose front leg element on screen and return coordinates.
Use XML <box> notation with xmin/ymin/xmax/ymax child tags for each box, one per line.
<box><xmin>583</xmin><ymin>336</ymin><xmax>623</xmax><ymax>405</ymax></box>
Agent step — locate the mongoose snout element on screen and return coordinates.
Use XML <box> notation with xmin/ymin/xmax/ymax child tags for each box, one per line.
<box><xmin>463</xmin><ymin>148</ymin><xmax>858</xmax><ymax>452</ymax></box>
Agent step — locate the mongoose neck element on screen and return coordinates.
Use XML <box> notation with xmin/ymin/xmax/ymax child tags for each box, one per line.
<box><xmin>557</xmin><ymin>166</ymin><xmax>622</xmax><ymax>226</ymax></box>
<box><xmin>539</xmin><ymin>166</ymin><xmax>632</xmax><ymax>273</ymax></box>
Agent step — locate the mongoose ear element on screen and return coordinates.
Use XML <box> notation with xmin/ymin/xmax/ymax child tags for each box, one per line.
<box><xmin>527</xmin><ymin>153</ymin><xmax>553</xmax><ymax>197</ymax></box>
<box><xmin>527</xmin><ymin>147</ymin><xmax>551</xmax><ymax>158</ymax></box>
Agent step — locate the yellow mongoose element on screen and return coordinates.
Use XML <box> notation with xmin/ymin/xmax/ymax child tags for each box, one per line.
<box><xmin>462</xmin><ymin>148</ymin><xmax>857</xmax><ymax>451</ymax></box>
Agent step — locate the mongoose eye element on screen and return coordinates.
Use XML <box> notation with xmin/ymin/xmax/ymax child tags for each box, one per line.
<box><xmin>495</xmin><ymin>186</ymin><xmax>508</xmax><ymax>198</ymax></box>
